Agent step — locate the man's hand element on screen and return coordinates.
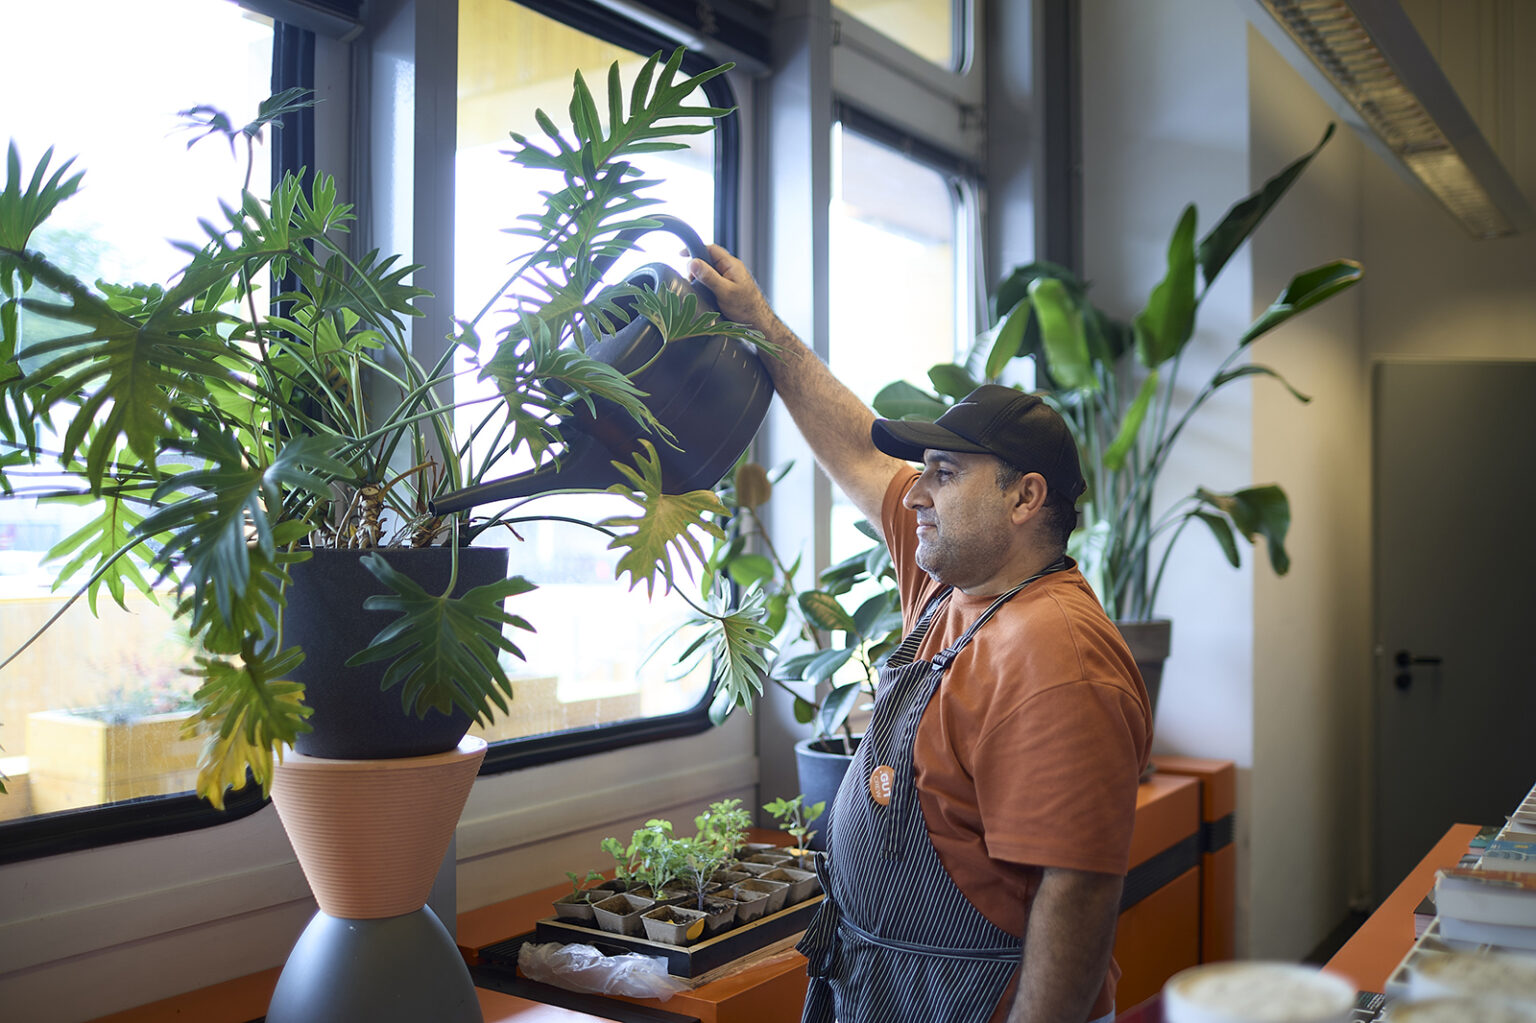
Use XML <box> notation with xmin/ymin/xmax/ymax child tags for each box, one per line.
<box><xmin>691</xmin><ymin>244</ymin><xmax>779</xmax><ymax>334</ymax></box>
<box><xmin>689</xmin><ymin>243</ymin><xmax>906</xmax><ymax>528</ymax></box>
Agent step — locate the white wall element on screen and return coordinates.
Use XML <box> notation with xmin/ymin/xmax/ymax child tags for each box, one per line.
<box><xmin>1246</xmin><ymin>32</ymin><xmax>1372</xmax><ymax>960</ymax></box>
<box><xmin>1080</xmin><ymin>0</ymin><xmax>1263</xmax><ymax>951</ymax></box>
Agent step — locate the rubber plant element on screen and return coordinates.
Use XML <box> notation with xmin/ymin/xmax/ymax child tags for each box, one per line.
<box><xmin>873</xmin><ymin>123</ymin><xmax>1364</xmax><ymax>620</ymax></box>
<box><xmin>0</xmin><ymin>49</ymin><xmax>778</xmax><ymax>807</ymax></box>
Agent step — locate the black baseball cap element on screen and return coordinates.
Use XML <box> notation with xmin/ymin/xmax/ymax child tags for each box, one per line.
<box><xmin>870</xmin><ymin>384</ymin><xmax>1087</xmax><ymax>502</ymax></box>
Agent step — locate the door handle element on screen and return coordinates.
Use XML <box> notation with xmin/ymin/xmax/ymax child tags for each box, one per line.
<box><xmin>1393</xmin><ymin>649</ymin><xmax>1442</xmax><ymax>690</ymax></box>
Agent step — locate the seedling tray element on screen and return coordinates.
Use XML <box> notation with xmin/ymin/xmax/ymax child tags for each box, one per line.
<box><xmin>499</xmin><ymin>894</ymin><xmax>822</xmax><ymax>978</ymax></box>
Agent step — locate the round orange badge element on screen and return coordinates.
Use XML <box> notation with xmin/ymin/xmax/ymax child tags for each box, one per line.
<box><xmin>868</xmin><ymin>765</ymin><xmax>895</xmax><ymax>806</ymax></box>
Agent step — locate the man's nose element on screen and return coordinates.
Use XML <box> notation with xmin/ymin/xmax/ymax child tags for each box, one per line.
<box><xmin>902</xmin><ymin>478</ymin><xmax>931</xmax><ymax>509</ymax></box>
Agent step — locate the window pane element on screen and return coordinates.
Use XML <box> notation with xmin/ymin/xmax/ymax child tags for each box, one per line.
<box><xmin>829</xmin><ymin>123</ymin><xmax>966</xmax><ymax>560</ymax></box>
<box><xmin>455</xmin><ymin>0</ymin><xmax>719</xmax><ymax>742</ymax></box>
<box><xmin>0</xmin><ymin>0</ymin><xmax>274</xmax><ymax>821</ymax></box>
<box><xmin>837</xmin><ymin>0</ymin><xmax>959</xmax><ymax>69</ymax></box>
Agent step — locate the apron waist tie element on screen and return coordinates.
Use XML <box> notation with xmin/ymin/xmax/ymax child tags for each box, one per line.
<box><xmin>796</xmin><ymin>854</ymin><xmax>840</xmax><ymax>1023</ymax></box>
<box><xmin>836</xmin><ymin>914</ymin><xmax>1020</xmax><ymax>962</ymax></box>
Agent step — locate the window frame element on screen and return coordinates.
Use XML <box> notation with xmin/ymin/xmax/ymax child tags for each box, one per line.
<box><xmin>0</xmin><ymin>0</ymin><xmax>744</xmax><ymax>861</ymax></box>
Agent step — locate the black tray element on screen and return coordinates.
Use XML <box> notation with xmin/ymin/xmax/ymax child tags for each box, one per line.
<box><xmin>489</xmin><ymin>894</ymin><xmax>822</xmax><ymax>978</ymax></box>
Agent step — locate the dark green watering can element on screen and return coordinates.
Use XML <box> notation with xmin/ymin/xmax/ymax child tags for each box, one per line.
<box><xmin>431</xmin><ymin>216</ymin><xmax>773</xmax><ymax>515</ymax></box>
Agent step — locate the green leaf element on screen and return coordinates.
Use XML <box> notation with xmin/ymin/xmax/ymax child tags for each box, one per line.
<box><xmin>798</xmin><ymin>590</ymin><xmax>856</xmax><ymax>633</ymax></box>
<box><xmin>1133</xmin><ymin>204</ymin><xmax>1198</xmax><ymax>368</ymax></box>
<box><xmin>1102</xmin><ymin>370</ymin><xmax>1159</xmax><ymax>470</ymax></box>
<box><xmin>1211</xmin><ymin>364</ymin><xmax>1312</xmax><ymax>404</ymax></box>
<box><xmin>1195</xmin><ymin>484</ymin><xmax>1291</xmax><ymax>575</ymax></box>
<box><xmin>600</xmin><ymin>439</ymin><xmax>728</xmax><ymax>597</ymax></box>
<box><xmin>1192</xmin><ymin>510</ymin><xmax>1241</xmax><ymax>568</ymax></box>
<box><xmin>928</xmin><ymin>363</ymin><xmax>980</xmax><ymax>400</ymax></box>
<box><xmin>1238</xmin><ymin>260</ymin><xmax>1363</xmax><ymax>347</ymax></box>
<box><xmin>803</xmin><ymin>647</ymin><xmax>855</xmax><ymax>686</ymax></box>
<box><xmin>140</xmin><ymin>432</ymin><xmax>349</xmax><ymax>627</ymax></box>
<box><xmin>0</xmin><ymin>141</ymin><xmax>84</xmax><ymax>252</ymax></box>
<box><xmin>985</xmin><ymin>297</ymin><xmax>1030</xmax><ymax>381</ymax></box>
<box><xmin>771</xmin><ymin>651</ymin><xmax>821</xmax><ymax>680</ymax></box>
<box><xmin>670</xmin><ymin>583</ymin><xmax>775</xmax><ymax>717</ymax></box>
<box><xmin>726</xmin><ymin>553</ymin><xmax>774</xmax><ymax>588</ymax></box>
<box><xmin>43</xmin><ymin>494</ymin><xmax>154</xmax><ymax>613</ymax></box>
<box><xmin>792</xmin><ymin>695</ymin><xmax>818</xmax><ymax>724</ymax></box>
<box><xmin>183</xmin><ymin>637</ymin><xmax>312</xmax><ymax>809</ymax></box>
<box><xmin>347</xmin><ymin>553</ymin><xmax>537</xmax><ymax>722</ymax></box>
<box><xmin>631</xmin><ymin>285</ymin><xmax>768</xmax><ymax>349</ymax></box>
<box><xmin>872</xmin><ymin>380</ymin><xmax>947</xmax><ymax>421</ymax></box>
<box><xmin>817</xmin><ymin>681</ymin><xmax>863</xmax><ymax>737</ymax></box>
<box><xmin>1029</xmin><ymin>277</ymin><xmax>1097</xmax><ymax>391</ymax></box>
<box><xmin>1198</xmin><ymin>123</ymin><xmax>1336</xmax><ymax>288</ymax></box>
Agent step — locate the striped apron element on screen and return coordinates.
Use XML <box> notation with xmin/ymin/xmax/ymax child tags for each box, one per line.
<box><xmin>798</xmin><ymin>565</ymin><xmax>1064</xmax><ymax>1023</ymax></box>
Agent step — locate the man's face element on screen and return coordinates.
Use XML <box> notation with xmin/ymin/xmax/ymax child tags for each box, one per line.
<box><xmin>901</xmin><ymin>450</ymin><xmax>1014</xmax><ymax>590</ymax></box>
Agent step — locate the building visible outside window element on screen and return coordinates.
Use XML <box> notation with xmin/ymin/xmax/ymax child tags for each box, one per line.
<box><xmin>453</xmin><ymin>0</ymin><xmax>722</xmax><ymax>742</ymax></box>
<box><xmin>0</xmin><ymin>0</ymin><xmax>274</xmax><ymax>822</ymax></box>
<box><xmin>837</xmin><ymin>0</ymin><xmax>963</xmax><ymax>70</ymax></box>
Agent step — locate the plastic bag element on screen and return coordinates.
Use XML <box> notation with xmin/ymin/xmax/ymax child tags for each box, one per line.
<box><xmin>517</xmin><ymin>941</ymin><xmax>691</xmax><ymax>1001</ymax></box>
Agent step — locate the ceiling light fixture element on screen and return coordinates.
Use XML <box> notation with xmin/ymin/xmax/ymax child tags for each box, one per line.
<box><xmin>1249</xmin><ymin>0</ymin><xmax>1533</xmax><ymax>239</ymax></box>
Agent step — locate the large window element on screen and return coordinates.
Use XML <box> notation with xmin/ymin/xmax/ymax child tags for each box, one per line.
<box><xmin>454</xmin><ymin>0</ymin><xmax>729</xmax><ymax>749</ymax></box>
<box><xmin>0</xmin><ymin>0</ymin><xmax>275</xmax><ymax>828</ymax></box>
<box><xmin>828</xmin><ymin>118</ymin><xmax>977</xmax><ymax>562</ymax></box>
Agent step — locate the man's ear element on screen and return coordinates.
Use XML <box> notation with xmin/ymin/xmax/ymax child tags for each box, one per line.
<box><xmin>1009</xmin><ymin>473</ymin><xmax>1050</xmax><ymax>525</ymax></box>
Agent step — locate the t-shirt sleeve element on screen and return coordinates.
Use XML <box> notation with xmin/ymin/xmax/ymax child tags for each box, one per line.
<box><xmin>972</xmin><ymin>679</ymin><xmax>1147</xmax><ymax>875</ymax></box>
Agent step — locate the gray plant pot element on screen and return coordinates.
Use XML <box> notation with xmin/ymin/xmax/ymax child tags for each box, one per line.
<box><xmin>1115</xmin><ymin>618</ymin><xmax>1172</xmax><ymax>718</ymax></box>
<box><xmin>794</xmin><ymin>735</ymin><xmax>859</xmax><ymax>852</ymax></box>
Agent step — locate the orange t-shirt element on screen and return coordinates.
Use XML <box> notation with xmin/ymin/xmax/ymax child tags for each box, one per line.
<box><xmin>881</xmin><ymin>470</ymin><xmax>1152</xmax><ymax>1022</ymax></box>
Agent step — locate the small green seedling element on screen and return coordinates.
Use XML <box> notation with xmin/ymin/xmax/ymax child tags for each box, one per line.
<box><xmin>763</xmin><ymin>794</ymin><xmax>825</xmax><ymax>855</ymax></box>
<box><xmin>564</xmin><ymin>869</ymin><xmax>605</xmax><ymax>901</ymax></box>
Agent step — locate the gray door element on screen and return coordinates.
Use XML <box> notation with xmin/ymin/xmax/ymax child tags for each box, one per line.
<box><xmin>1373</xmin><ymin>359</ymin><xmax>1536</xmax><ymax>904</ymax></box>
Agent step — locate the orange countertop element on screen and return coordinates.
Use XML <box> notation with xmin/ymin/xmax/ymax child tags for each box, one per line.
<box><xmin>1325</xmin><ymin>822</ymin><xmax>1480</xmax><ymax>993</ymax></box>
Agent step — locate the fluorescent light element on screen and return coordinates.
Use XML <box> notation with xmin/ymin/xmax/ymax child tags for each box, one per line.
<box><xmin>1250</xmin><ymin>0</ymin><xmax>1533</xmax><ymax>239</ymax></box>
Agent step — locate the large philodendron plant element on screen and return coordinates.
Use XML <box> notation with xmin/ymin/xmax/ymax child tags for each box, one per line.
<box><xmin>874</xmin><ymin>124</ymin><xmax>1363</xmax><ymax>621</ymax></box>
<box><xmin>0</xmin><ymin>49</ymin><xmax>777</xmax><ymax>806</ymax></box>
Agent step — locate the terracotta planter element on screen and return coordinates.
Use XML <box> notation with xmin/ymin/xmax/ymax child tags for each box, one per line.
<box><xmin>266</xmin><ymin>737</ymin><xmax>487</xmax><ymax>1023</ymax></box>
<box><xmin>270</xmin><ymin>737</ymin><xmax>487</xmax><ymax>919</ymax></box>
<box><xmin>641</xmin><ymin>905</ymin><xmax>709</xmax><ymax>945</ymax></box>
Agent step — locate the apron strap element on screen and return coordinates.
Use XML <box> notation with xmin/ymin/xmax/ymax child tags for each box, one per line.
<box><xmin>885</xmin><ymin>586</ymin><xmax>953</xmax><ymax>669</ymax></box>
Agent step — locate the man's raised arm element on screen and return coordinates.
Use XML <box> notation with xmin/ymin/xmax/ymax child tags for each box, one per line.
<box><xmin>691</xmin><ymin>245</ymin><xmax>908</xmax><ymax>530</ymax></box>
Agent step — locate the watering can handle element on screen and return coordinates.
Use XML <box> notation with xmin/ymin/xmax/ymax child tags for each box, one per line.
<box><xmin>590</xmin><ymin>214</ymin><xmax>716</xmax><ymax>303</ymax></box>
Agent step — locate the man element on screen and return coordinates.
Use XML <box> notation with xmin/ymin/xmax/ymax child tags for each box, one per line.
<box><xmin>690</xmin><ymin>246</ymin><xmax>1152</xmax><ymax>1023</ymax></box>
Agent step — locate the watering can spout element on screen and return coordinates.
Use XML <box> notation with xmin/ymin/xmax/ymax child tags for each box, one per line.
<box><xmin>428</xmin><ymin>216</ymin><xmax>772</xmax><ymax>517</ymax></box>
